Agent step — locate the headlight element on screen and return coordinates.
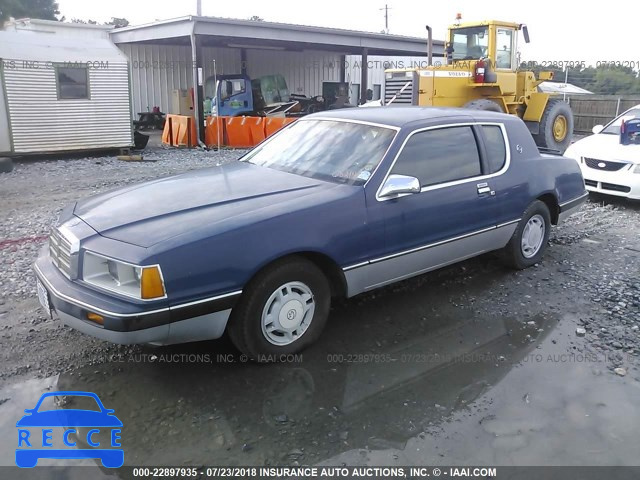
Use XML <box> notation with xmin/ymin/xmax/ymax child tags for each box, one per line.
<box><xmin>82</xmin><ymin>252</ymin><xmax>166</xmax><ymax>300</ymax></box>
<box><xmin>634</xmin><ymin>164</ymin><xmax>640</xmax><ymax>174</ymax></box>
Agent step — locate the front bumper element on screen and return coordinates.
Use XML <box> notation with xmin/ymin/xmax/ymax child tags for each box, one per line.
<box><xmin>34</xmin><ymin>251</ymin><xmax>240</xmax><ymax>345</ymax></box>
<box><xmin>579</xmin><ymin>165</ymin><xmax>640</xmax><ymax>200</ymax></box>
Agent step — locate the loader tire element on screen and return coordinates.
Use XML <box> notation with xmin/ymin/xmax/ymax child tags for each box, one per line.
<box><xmin>534</xmin><ymin>98</ymin><xmax>573</xmax><ymax>153</ymax></box>
<box><xmin>0</xmin><ymin>157</ymin><xmax>14</xmax><ymax>174</ymax></box>
<box><xmin>463</xmin><ymin>99</ymin><xmax>504</xmax><ymax>113</ymax></box>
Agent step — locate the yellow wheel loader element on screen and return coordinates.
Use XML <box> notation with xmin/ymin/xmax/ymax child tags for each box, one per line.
<box><xmin>384</xmin><ymin>20</ymin><xmax>573</xmax><ymax>152</ymax></box>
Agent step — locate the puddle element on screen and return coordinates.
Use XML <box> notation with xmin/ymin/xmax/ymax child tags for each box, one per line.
<box><xmin>1</xmin><ymin>263</ymin><xmax>638</xmax><ymax>475</ymax></box>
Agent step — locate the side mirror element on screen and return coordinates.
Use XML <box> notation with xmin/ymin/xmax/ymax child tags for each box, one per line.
<box><xmin>592</xmin><ymin>125</ymin><xmax>604</xmax><ymax>134</ymax></box>
<box><xmin>521</xmin><ymin>25</ymin><xmax>530</xmax><ymax>43</ymax></box>
<box><xmin>379</xmin><ymin>174</ymin><xmax>421</xmax><ymax>198</ymax></box>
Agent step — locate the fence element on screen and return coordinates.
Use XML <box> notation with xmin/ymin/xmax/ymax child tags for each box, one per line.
<box><xmin>567</xmin><ymin>95</ymin><xmax>640</xmax><ymax>134</ymax></box>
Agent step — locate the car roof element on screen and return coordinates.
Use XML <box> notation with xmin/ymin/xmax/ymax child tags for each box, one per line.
<box><xmin>309</xmin><ymin>106</ymin><xmax>512</xmax><ymax>128</ymax></box>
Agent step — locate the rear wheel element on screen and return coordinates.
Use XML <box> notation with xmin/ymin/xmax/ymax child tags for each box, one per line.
<box><xmin>534</xmin><ymin>99</ymin><xmax>573</xmax><ymax>153</ymax></box>
<box><xmin>502</xmin><ymin>200</ymin><xmax>551</xmax><ymax>269</ymax></box>
<box><xmin>228</xmin><ymin>257</ymin><xmax>331</xmax><ymax>361</ymax></box>
<box><xmin>463</xmin><ymin>99</ymin><xmax>504</xmax><ymax>113</ymax></box>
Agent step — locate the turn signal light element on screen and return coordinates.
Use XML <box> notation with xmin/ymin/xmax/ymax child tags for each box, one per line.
<box><xmin>86</xmin><ymin>312</ymin><xmax>104</xmax><ymax>325</ymax></box>
<box><xmin>141</xmin><ymin>267</ymin><xmax>165</xmax><ymax>299</ymax></box>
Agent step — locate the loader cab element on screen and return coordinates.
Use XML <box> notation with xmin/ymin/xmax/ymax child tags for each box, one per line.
<box><xmin>447</xmin><ymin>21</ymin><xmax>522</xmax><ymax>72</ymax></box>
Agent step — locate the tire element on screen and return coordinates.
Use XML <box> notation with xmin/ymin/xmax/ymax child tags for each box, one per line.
<box><xmin>502</xmin><ymin>200</ymin><xmax>551</xmax><ymax>269</ymax></box>
<box><xmin>0</xmin><ymin>157</ymin><xmax>14</xmax><ymax>173</ymax></box>
<box><xmin>463</xmin><ymin>99</ymin><xmax>504</xmax><ymax>113</ymax></box>
<box><xmin>227</xmin><ymin>257</ymin><xmax>331</xmax><ymax>361</ymax></box>
<box><xmin>533</xmin><ymin>98</ymin><xmax>573</xmax><ymax>153</ymax></box>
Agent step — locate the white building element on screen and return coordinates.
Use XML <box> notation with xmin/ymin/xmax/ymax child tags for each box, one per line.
<box><xmin>0</xmin><ymin>27</ymin><xmax>133</xmax><ymax>155</ymax></box>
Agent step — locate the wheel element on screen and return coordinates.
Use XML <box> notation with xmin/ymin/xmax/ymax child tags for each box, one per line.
<box><xmin>227</xmin><ymin>257</ymin><xmax>331</xmax><ymax>361</ymax></box>
<box><xmin>533</xmin><ymin>98</ymin><xmax>573</xmax><ymax>153</ymax></box>
<box><xmin>0</xmin><ymin>157</ymin><xmax>14</xmax><ymax>173</ymax></box>
<box><xmin>502</xmin><ymin>200</ymin><xmax>551</xmax><ymax>269</ymax></box>
<box><xmin>463</xmin><ymin>99</ymin><xmax>504</xmax><ymax>113</ymax></box>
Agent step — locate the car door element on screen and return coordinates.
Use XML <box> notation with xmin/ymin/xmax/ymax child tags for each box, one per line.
<box><xmin>360</xmin><ymin>123</ymin><xmax>500</xmax><ymax>291</ymax></box>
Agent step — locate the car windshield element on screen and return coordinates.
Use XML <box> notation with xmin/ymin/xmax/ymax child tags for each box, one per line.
<box><xmin>242</xmin><ymin>119</ymin><xmax>396</xmax><ymax>185</ymax></box>
<box><xmin>601</xmin><ymin>107</ymin><xmax>640</xmax><ymax>134</ymax></box>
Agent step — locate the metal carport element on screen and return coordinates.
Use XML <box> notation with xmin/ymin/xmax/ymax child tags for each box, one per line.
<box><xmin>110</xmin><ymin>16</ymin><xmax>444</xmax><ymax>143</ymax></box>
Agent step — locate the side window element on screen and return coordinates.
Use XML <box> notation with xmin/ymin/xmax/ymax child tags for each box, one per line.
<box><xmin>496</xmin><ymin>29</ymin><xmax>514</xmax><ymax>69</ymax></box>
<box><xmin>56</xmin><ymin>66</ymin><xmax>89</xmax><ymax>99</ymax></box>
<box><xmin>391</xmin><ymin>126</ymin><xmax>482</xmax><ymax>187</ymax></box>
<box><xmin>482</xmin><ymin>125</ymin><xmax>507</xmax><ymax>173</ymax></box>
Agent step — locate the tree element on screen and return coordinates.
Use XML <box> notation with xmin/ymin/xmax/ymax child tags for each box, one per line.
<box><xmin>108</xmin><ymin>17</ymin><xmax>129</xmax><ymax>28</ymax></box>
<box><xmin>248</xmin><ymin>15</ymin><xmax>264</xmax><ymax>21</ymax></box>
<box><xmin>0</xmin><ymin>0</ymin><xmax>60</xmax><ymax>22</ymax></box>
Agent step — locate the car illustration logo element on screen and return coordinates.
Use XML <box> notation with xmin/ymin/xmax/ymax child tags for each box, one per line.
<box><xmin>598</xmin><ymin>162</ymin><xmax>606</xmax><ymax>168</ymax></box>
<box><xmin>15</xmin><ymin>391</ymin><xmax>123</xmax><ymax>468</ymax></box>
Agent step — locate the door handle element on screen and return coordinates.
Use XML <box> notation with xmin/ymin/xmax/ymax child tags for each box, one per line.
<box><xmin>477</xmin><ymin>182</ymin><xmax>491</xmax><ymax>195</ymax></box>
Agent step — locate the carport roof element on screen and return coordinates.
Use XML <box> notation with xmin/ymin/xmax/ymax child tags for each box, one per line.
<box><xmin>109</xmin><ymin>16</ymin><xmax>444</xmax><ymax>57</ymax></box>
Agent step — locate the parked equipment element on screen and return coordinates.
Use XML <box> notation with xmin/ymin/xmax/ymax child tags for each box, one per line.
<box><xmin>384</xmin><ymin>19</ymin><xmax>574</xmax><ymax>152</ymax></box>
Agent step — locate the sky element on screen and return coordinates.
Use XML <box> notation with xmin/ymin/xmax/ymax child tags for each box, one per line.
<box><xmin>56</xmin><ymin>0</ymin><xmax>639</xmax><ymax>67</ymax></box>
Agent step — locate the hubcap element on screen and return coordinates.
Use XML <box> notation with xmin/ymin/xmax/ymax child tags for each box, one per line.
<box><xmin>553</xmin><ymin>115</ymin><xmax>568</xmax><ymax>142</ymax></box>
<box><xmin>521</xmin><ymin>214</ymin><xmax>545</xmax><ymax>258</ymax></box>
<box><xmin>261</xmin><ymin>281</ymin><xmax>315</xmax><ymax>346</ymax></box>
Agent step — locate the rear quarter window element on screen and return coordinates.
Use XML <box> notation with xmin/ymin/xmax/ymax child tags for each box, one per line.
<box><xmin>482</xmin><ymin>125</ymin><xmax>507</xmax><ymax>173</ymax></box>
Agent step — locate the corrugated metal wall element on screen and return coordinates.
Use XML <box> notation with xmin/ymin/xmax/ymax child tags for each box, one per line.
<box><xmin>245</xmin><ymin>49</ymin><xmax>342</xmax><ymax>96</ymax></box>
<box><xmin>119</xmin><ymin>44</ymin><xmax>242</xmax><ymax>117</ymax></box>
<box><xmin>4</xmin><ymin>62</ymin><xmax>133</xmax><ymax>153</ymax></box>
<box><xmin>119</xmin><ymin>44</ymin><xmax>342</xmax><ymax>117</ymax></box>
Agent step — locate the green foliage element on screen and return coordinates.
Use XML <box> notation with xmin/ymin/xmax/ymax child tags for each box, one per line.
<box><xmin>0</xmin><ymin>0</ymin><xmax>60</xmax><ymax>22</ymax></box>
<box><xmin>521</xmin><ymin>62</ymin><xmax>640</xmax><ymax>95</ymax></box>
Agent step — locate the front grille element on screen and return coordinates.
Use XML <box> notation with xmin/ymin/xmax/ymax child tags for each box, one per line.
<box><xmin>584</xmin><ymin>179</ymin><xmax>598</xmax><ymax>187</ymax></box>
<box><xmin>49</xmin><ymin>228</ymin><xmax>73</xmax><ymax>278</ymax></box>
<box><xmin>584</xmin><ymin>157</ymin><xmax>628</xmax><ymax>171</ymax></box>
<box><xmin>384</xmin><ymin>76</ymin><xmax>415</xmax><ymax>105</ymax></box>
<box><xmin>601</xmin><ymin>182</ymin><xmax>631</xmax><ymax>193</ymax></box>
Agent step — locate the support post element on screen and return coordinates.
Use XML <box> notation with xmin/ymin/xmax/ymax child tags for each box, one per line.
<box><xmin>190</xmin><ymin>26</ymin><xmax>205</xmax><ymax>144</ymax></box>
<box><xmin>359</xmin><ymin>48</ymin><xmax>368</xmax><ymax>105</ymax></box>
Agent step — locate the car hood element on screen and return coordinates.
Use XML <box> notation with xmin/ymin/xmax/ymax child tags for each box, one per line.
<box><xmin>74</xmin><ymin>162</ymin><xmax>341</xmax><ymax>248</ymax></box>
<box><xmin>568</xmin><ymin>133</ymin><xmax>640</xmax><ymax>163</ymax></box>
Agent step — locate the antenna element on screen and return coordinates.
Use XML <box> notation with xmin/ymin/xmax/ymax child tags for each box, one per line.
<box><xmin>379</xmin><ymin>4</ymin><xmax>392</xmax><ymax>34</ymax></box>
<box><xmin>196</xmin><ymin>0</ymin><xmax>202</xmax><ymax>15</ymax></box>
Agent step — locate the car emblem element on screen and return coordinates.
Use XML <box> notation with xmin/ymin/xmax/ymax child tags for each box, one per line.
<box><xmin>516</xmin><ymin>144</ymin><xmax>523</xmax><ymax>154</ymax></box>
<box><xmin>598</xmin><ymin>162</ymin><xmax>606</xmax><ymax>168</ymax></box>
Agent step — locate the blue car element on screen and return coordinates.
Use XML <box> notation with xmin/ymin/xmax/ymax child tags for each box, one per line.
<box><xmin>16</xmin><ymin>391</ymin><xmax>123</xmax><ymax>468</ymax></box>
<box><xmin>33</xmin><ymin>107</ymin><xmax>587</xmax><ymax>360</ymax></box>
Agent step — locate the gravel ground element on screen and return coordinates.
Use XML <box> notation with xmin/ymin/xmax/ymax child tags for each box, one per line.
<box><xmin>0</xmin><ymin>147</ymin><xmax>639</xmax><ymax>386</ymax></box>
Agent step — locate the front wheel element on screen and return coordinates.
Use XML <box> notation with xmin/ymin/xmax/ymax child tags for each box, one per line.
<box><xmin>502</xmin><ymin>200</ymin><xmax>551</xmax><ymax>269</ymax></box>
<box><xmin>533</xmin><ymin>99</ymin><xmax>574</xmax><ymax>153</ymax></box>
<box><xmin>227</xmin><ymin>257</ymin><xmax>331</xmax><ymax>361</ymax></box>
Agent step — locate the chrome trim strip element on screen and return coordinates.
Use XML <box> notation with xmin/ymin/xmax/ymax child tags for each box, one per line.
<box><xmin>371</xmin><ymin>226</ymin><xmax>497</xmax><ymax>264</ymax></box>
<box><xmin>296</xmin><ymin>116</ymin><xmax>402</xmax><ymax>132</ymax></box>
<box><xmin>170</xmin><ymin>290</ymin><xmax>243</xmax><ymax>310</ymax></box>
<box><xmin>341</xmin><ymin>220</ymin><xmax>521</xmax><ymax>272</ymax></box>
<box><xmin>34</xmin><ymin>263</ymin><xmax>241</xmax><ymax>319</ymax></box>
<box><xmin>497</xmin><ymin>218</ymin><xmax>521</xmax><ymax>229</ymax></box>
<box><xmin>342</xmin><ymin>261</ymin><xmax>369</xmax><ymax>272</ymax></box>
<box><xmin>559</xmin><ymin>191</ymin><xmax>588</xmax><ymax>208</ymax></box>
<box><xmin>375</xmin><ymin>122</ymin><xmax>512</xmax><ymax>201</ymax></box>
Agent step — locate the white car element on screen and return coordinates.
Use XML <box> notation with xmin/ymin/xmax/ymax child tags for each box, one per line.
<box><xmin>564</xmin><ymin>105</ymin><xmax>640</xmax><ymax>200</ymax></box>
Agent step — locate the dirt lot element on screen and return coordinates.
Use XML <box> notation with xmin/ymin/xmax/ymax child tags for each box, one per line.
<box><xmin>1</xmin><ymin>146</ymin><xmax>639</xmax><ymax>471</ymax></box>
